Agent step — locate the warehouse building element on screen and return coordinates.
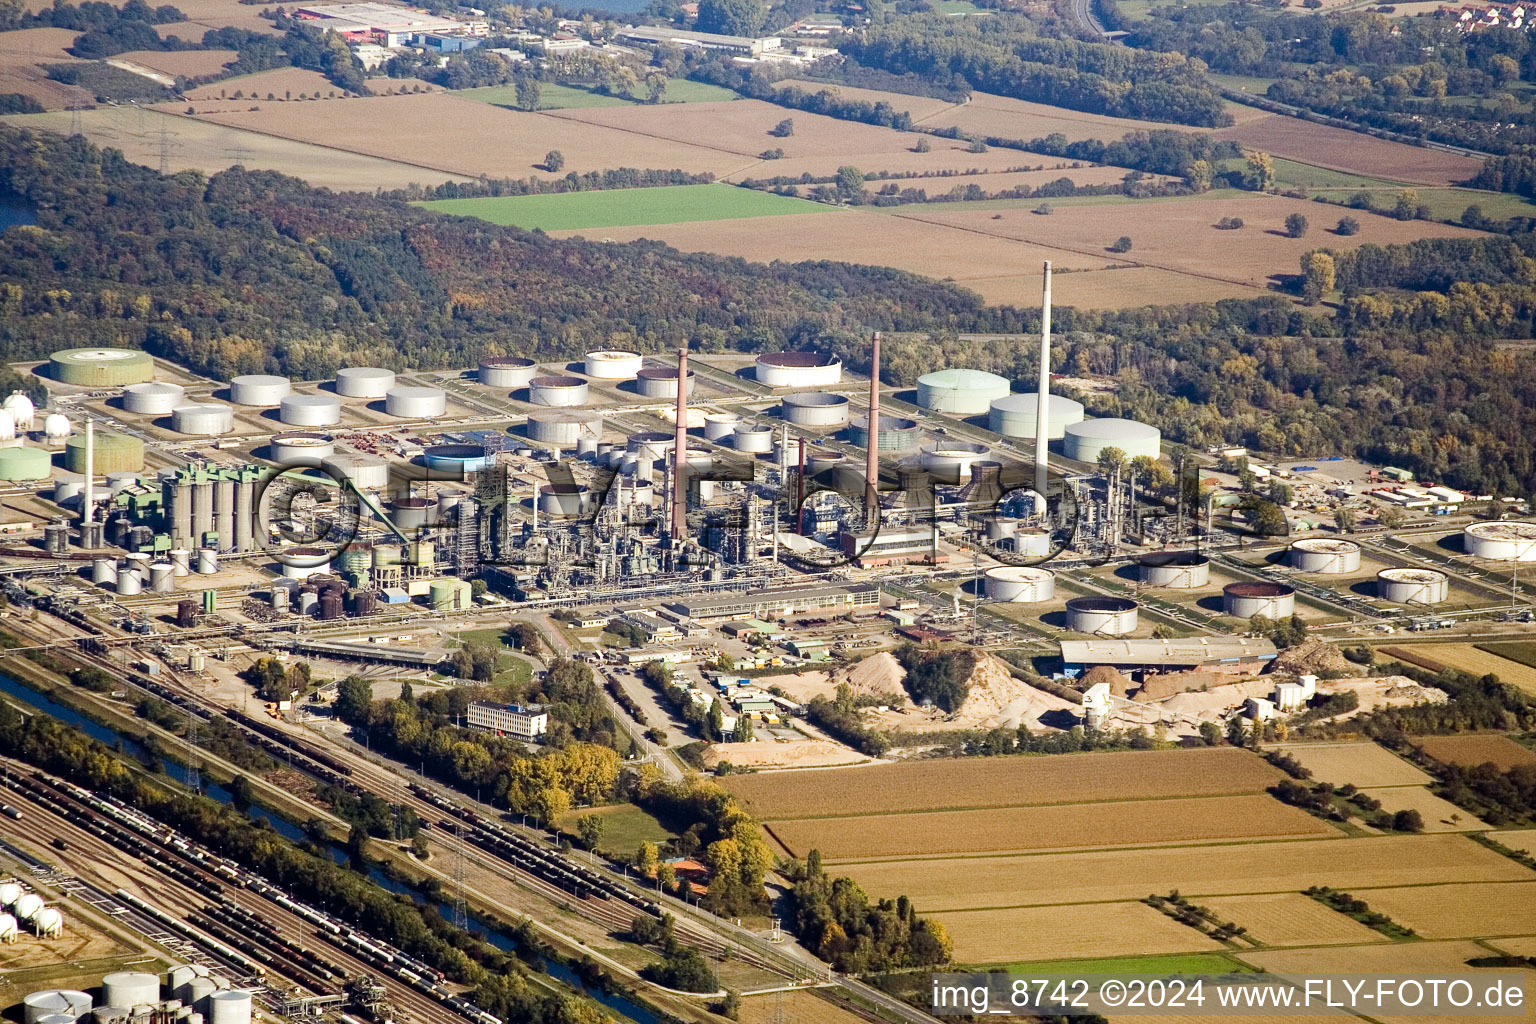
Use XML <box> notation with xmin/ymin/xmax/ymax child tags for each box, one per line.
<box><xmin>466</xmin><ymin>701</ymin><xmax>548</xmax><ymax>741</ymax></box>
<box><xmin>839</xmin><ymin>526</ymin><xmax>945</xmax><ymax>567</ymax></box>
<box><xmin>1059</xmin><ymin>637</ymin><xmax>1278</xmax><ymax>678</ymax></box>
<box><xmin>668</xmin><ymin>583</ymin><xmax>879</xmax><ymax>622</ymax></box>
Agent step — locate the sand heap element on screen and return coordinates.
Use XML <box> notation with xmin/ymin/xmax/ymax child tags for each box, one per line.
<box><xmin>1269</xmin><ymin>639</ymin><xmax>1364</xmax><ymax>677</ymax></box>
<box><xmin>944</xmin><ymin>653</ymin><xmax>1078</xmax><ymax>732</ymax></box>
<box><xmin>1134</xmin><ymin>670</ymin><xmax>1228</xmax><ymax>702</ymax></box>
<box><xmin>837</xmin><ymin>651</ymin><xmax>908</xmax><ymax>699</ymax></box>
<box><xmin>1152</xmin><ymin>678</ymin><xmax>1277</xmax><ymax>724</ymax></box>
<box><xmin>701</xmin><ymin>739</ymin><xmax>870</xmax><ymax>770</ymax></box>
<box><xmin>1318</xmin><ymin>675</ymin><xmax>1448</xmax><ymax>718</ymax></box>
<box><xmin>1078</xmin><ymin>664</ymin><xmax>1135</xmax><ymax>698</ymax></box>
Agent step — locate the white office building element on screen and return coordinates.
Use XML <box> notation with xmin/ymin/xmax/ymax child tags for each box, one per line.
<box><xmin>467</xmin><ymin>701</ymin><xmax>549</xmax><ymax>741</ymax></box>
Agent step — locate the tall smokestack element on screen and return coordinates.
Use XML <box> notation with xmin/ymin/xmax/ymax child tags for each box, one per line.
<box><xmin>866</xmin><ymin>332</ymin><xmax>881</xmax><ymax>519</ymax></box>
<box><xmin>672</xmin><ymin>347</ymin><xmax>688</xmax><ymax>543</ymax></box>
<box><xmin>1034</xmin><ymin>262</ymin><xmax>1052</xmax><ymax>497</ymax></box>
<box><xmin>82</xmin><ymin>416</ymin><xmax>94</xmax><ymax>544</ymax></box>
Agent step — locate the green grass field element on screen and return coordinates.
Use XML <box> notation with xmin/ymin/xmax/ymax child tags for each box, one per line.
<box><xmin>557</xmin><ymin>803</ymin><xmax>678</xmax><ymax>858</ymax></box>
<box><xmin>1216</xmin><ymin>156</ymin><xmax>1402</xmax><ymax>190</ymax></box>
<box><xmin>456</xmin><ymin>79</ymin><xmax>738</xmax><ymax>111</ymax></box>
<box><xmin>420</xmin><ymin>183</ymin><xmax>824</xmax><ymax>231</ymax></box>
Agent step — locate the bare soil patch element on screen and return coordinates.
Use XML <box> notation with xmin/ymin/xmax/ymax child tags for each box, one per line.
<box><xmin>701</xmin><ymin>738</ymin><xmax>869</xmax><ymax>770</ymax></box>
<box><xmin>1214</xmin><ymin>113</ymin><xmax>1483</xmax><ymax>186</ymax></box>
<box><xmin>937</xmin><ymin>901</ymin><xmax>1225</xmax><ymax>963</ymax></box>
<box><xmin>116</xmin><ymin>48</ymin><xmax>236</xmax><ymax>78</ymax></box>
<box><xmin>1412</xmin><ymin>733</ymin><xmax>1536</xmax><ymax>770</ymax></box>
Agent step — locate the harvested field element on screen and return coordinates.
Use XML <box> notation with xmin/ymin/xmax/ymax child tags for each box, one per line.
<box><xmin>1396</xmin><ymin>643</ymin><xmax>1536</xmax><ymax>694</ymax></box>
<box><xmin>1271</xmin><ymin>742</ymin><xmax>1431</xmax><ymax>788</ymax></box>
<box><xmin>1356</xmin><ymin>881</ymin><xmax>1536</xmax><ymax>939</ymax></box>
<box><xmin>1413</xmin><ymin>733</ymin><xmax>1536</xmax><ymax>770</ymax></box>
<box><xmin>1359</xmin><ymin>786</ymin><xmax>1489</xmax><ymax>831</ymax></box>
<box><xmin>700</xmin><ymin>739</ymin><xmax>870</xmax><ymax>770</ymax></box>
<box><xmin>936</xmin><ymin>902</ymin><xmax>1225</xmax><ymax>964</ymax></box>
<box><xmin>918</xmin><ymin>92</ymin><xmax>1178</xmax><ymax>143</ymax></box>
<box><xmin>1</xmin><ymin>108</ymin><xmax>470</xmax><ymax>191</ymax></box>
<box><xmin>1197</xmin><ymin>892</ymin><xmax>1388</xmax><ymax>947</ymax></box>
<box><xmin>738</xmin><ymin>990</ymin><xmax>869</xmax><ymax>1024</ymax></box>
<box><xmin>775</xmin><ymin>79</ymin><xmax>961</xmax><ymax>121</ymax></box>
<box><xmin>765</xmin><ymin>794</ymin><xmax>1336</xmax><ymax>861</ymax></box>
<box><xmin>0</xmin><ymin>29</ymin><xmax>91</xmax><ymax>109</ymax></box>
<box><xmin>723</xmin><ymin>747</ymin><xmax>1284</xmax><ymax>819</ymax></box>
<box><xmin>840</xmin><ymin>834</ymin><xmax>1531</xmax><ymax>911</ymax></box>
<box><xmin>177</xmin><ymin>93</ymin><xmax>753</xmax><ymax>179</ymax></box>
<box><xmin>1488</xmin><ymin>935</ymin><xmax>1536</xmax><ymax>958</ymax></box>
<box><xmin>1487</xmin><ymin>829</ymin><xmax>1536</xmax><ymax>856</ymax></box>
<box><xmin>115</xmin><ymin>48</ymin><xmax>236</xmax><ymax>78</ymax></box>
<box><xmin>1213</xmin><ymin>113</ymin><xmax>1483</xmax><ymax>186</ymax></box>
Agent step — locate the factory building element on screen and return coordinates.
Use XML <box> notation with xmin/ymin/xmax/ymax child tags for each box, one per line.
<box><xmin>1063</xmin><ymin>418</ymin><xmax>1161</xmax><ymax>462</ymax></box>
<box><xmin>915</xmin><ymin>369</ymin><xmax>1011</xmax><ymax>415</ymax></box>
<box><xmin>1059</xmin><ymin>637</ymin><xmax>1278</xmax><ymax>678</ymax></box>
<box><xmin>162</xmin><ymin>463</ymin><xmax>261</xmax><ymax>552</ymax></box>
<box><xmin>755</xmin><ymin>351</ymin><xmax>841</xmax><ymax>387</ymax></box>
<box><xmin>989</xmin><ymin>392</ymin><xmax>1085</xmax><ymax>440</ymax></box>
<box><xmin>667</xmin><ymin>583</ymin><xmax>879</xmax><ymax>622</ymax></box>
<box><xmin>466</xmin><ymin>701</ymin><xmax>548</xmax><ymax>741</ymax></box>
<box><xmin>48</xmin><ymin>347</ymin><xmax>154</xmax><ymax>387</ymax></box>
<box><xmin>839</xmin><ymin>526</ymin><xmax>943</xmax><ymax>567</ymax></box>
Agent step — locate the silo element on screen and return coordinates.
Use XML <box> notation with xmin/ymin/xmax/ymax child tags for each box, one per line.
<box><xmin>1463</xmin><ymin>521</ymin><xmax>1536</xmax><ymax>561</ymax></box>
<box><xmin>207</xmin><ymin>992</ymin><xmax>250</xmax><ymax>1024</ymax></box>
<box><xmin>584</xmin><ymin>350</ymin><xmax>643</xmax><ymax>380</ymax></box>
<box><xmin>755</xmin><ymin>352</ymin><xmax>841</xmax><ymax>387</ymax></box>
<box><xmin>478</xmin><ymin>357</ymin><xmax>538</xmax><ymax>389</ymax></box>
<box><xmin>1139</xmin><ymin>551</ymin><xmax>1210</xmax><ymax>589</ymax></box>
<box><xmin>48</xmin><ymin>348</ymin><xmax>154</xmax><ymax>386</ymax></box>
<box><xmin>385</xmin><ymin>386</ymin><xmax>447</xmax><ymax>418</ymax></box>
<box><xmin>849</xmin><ymin>414</ymin><xmax>920</xmax><ymax>453</ymax></box>
<box><xmin>987</xmin><ymin>518</ymin><xmax>1018</xmax><ymax>544</ymax></box>
<box><xmin>322</xmin><ymin>453</ymin><xmax>389</xmax><ymax>490</ymax></box>
<box><xmin>1377</xmin><ymin>568</ymin><xmax>1449</xmax><ymax>605</ymax></box>
<box><xmin>279</xmin><ymin>394</ymin><xmax>341</xmax><ymax>427</ymax></box>
<box><xmin>1289</xmin><ymin>538</ymin><xmax>1361</xmax><ymax>574</ymax></box>
<box><xmin>527</xmin><ymin>376</ymin><xmax>588</xmax><ymax>407</ymax></box>
<box><xmin>121</xmin><ymin>382</ymin><xmax>184</xmax><ymax>415</ymax></box>
<box><xmin>1065</xmin><ymin>597</ymin><xmax>1139</xmax><ymax>635</ymax></box>
<box><xmin>335</xmin><ymin>367</ymin><xmax>395</xmax><ymax>398</ymax></box>
<box><xmin>171</xmin><ymin>404</ymin><xmax>233</xmax><ymax>436</ymax></box>
<box><xmin>269</xmin><ymin>432</ymin><xmax>335</xmax><ymax>464</ymax></box>
<box><xmin>780</xmin><ymin>392</ymin><xmax>850</xmax><ymax>427</ymax></box>
<box><xmin>984</xmin><ymin>566</ymin><xmax>1055</xmax><ymax>602</ymax></box>
<box><xmin>196</xmin><ymin>549</ymin><xmax>218</xmax><ymax>574</ymax></box>
<box><xmin>104</xmin><ymin>974</ymin><xmax>161</xmax><ymax>1008</ymax></box>
<box><xmin>184</xmin><ymin>980</ymin><xmax>217</xmax><ymax>1015</ymax></box>
<box><xmin>704</xmin><ymin>413</ymin><xmax>740</xmax><ymax>441</ymax></box>
<box><xmin>634</xmin><ymin>366</ymin><xmax>695</xmax><ymax>399</ymax></box>
<box><xmin>215</xmin><ymin>476</ymin><xmax>234</xmax><ymax>549</ymax></box>
<box><xmin>117</xmin><ymin>570</ymin><xmax>143</xmax><ymax>596</ymax></box>
<box><xmin>916</xmin><ymin>369</ymin><xmax>1011</xmax><ymax>415</ymax></box>
<box><xmin>229</xmin><ymin>375</ymin><xmax>290</xmax><ymax>406</ymax></box>
<box><xmin>526</xmin><ymin>411</ymin><xmax>600</xmax><ymax>446</ymax></box>
<box><xmin>1223</xmin><ymin>581</ymin><xmax>1295</xmax><ymax>618</ymax></box>
<box><xmin>0</xmin><ymin>446</ymin><xmax>51</xmax><ymax>481</ymax></box>
<box><xmin>989</xmin><ymin>392</ymin><xmax>1085</xmax><ymax>440</ymax></box>
<box><xmin>429</xmin><ymin>578</ymin><xmax>473</xmax><ymax>611</ymax></box>
<box><xmin>192</xmin><ymin>478</ymin><xmax>213</xmax><ymax>544</ymax></box>
<box><xmin>372</xmin><ymin>544</ymin><xmax>401</xmax><ymax>572</ymax></box>
<box><xmin>538</xmin><ymin>484</ymin><xmax>588</xmax><ymax>517</ymax></box>
<box><xmin>1062</xmin><ymin>418</ymin><xmax>1161</xmax><ymax>462</ymax></box>
<box><xmin>732</xmin><ymin>425</ymin><xmax>774</xmax><ymax>454</ymax></box>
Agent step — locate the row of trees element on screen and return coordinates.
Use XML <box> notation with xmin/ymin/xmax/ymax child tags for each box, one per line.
<box><xmin>783</xmin><ymin>852</ymin><xmax>952</xmax><ymax>973</ymax></box>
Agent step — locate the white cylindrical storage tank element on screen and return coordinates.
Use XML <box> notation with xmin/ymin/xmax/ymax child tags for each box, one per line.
<box><xmin>538</xmin><ymin>484</ymin><xmax>589</xmax><ymax>516</ymax></box>
<box><xmin>322</xmin><ymin>453</ymin><xmax>389</xmax><ymax>490</ymax></box>
<box><xmin>1063</xmin><ymin>418</ymin><xmax>1161</xmax><ymax>462</ymax></box>
<box><xmin>620</xmin><ymin>455</ymin><xmax>639</xmax><ymax>476</ymax></box>
<box><xmin>279</xmin><ymin>393</ymin><xmax>341</xmax><ymax>426</ymax></box>
<box><xmin>806</xmin><ymin>450</ymin><xmax>846</xmax><ymax>476</ymax></box>
<box><xmin>634</xmin><ymin>366</ymin><xmax>695</xmax><ymax>399</ymax></box>
<box><xmin>105</xmin><ymin>471</ymin><xmax>138</xmax><ymax>494</ymax></box>
<box><xmin>55</xmin><ymin>479</ymin><xmax>86</xmax><ymax>506</ymax></box>
<box><xmin>384</xmin><ymin>386</ymin><xmax>447</xmax><ymax>418</ymax></box>
<box><xmin>269</xmin><ymin>431</ymin><xmax>335</xmax><ymax>464</ymax></box>
<box><xmin>1139</xmin><ymin>551</ymin><xmax>1211</xmax><ymax>589</ymax></box>
<box><xmin>989</xmin><ymin>392</ymin><xmax>1086</xmax><ymax>440</ymax></box>
<box><xmin>1223</xmin><ymin>581</ymin><xmax>1295</xmax><ymax>618</ymax></box>
<box><xmin>104</xmin><ymin>974</ymin><xmax>160</xmax><ymax>1009</ymax></box>
<box><xmin>206</xmin><ymin>992</ymin><xmax>250</xmax><ymax>1024</ymax></box>
<box><xmin>984</xmin><ymin>566</ymin><xmax>1056</xmax><ymax>602</ymax></box>
<box><xmin>116</xmin><ymin>570</ymin><xmax>142</xmax><ymax>596</ymax></box>
<box><xmin>1065</xmin><ymin>597</ymin><xmax>1138</xmax><ymax>636</ymax></box>
<box><xmin>526</xmin><ymin>411</ymin><xmax>600</xmax><ymax>446</ymax></box>
<box><xmin>704</xmin><ymin>413</ymin><xmax>740</xmax><ymax>441</ymax></box>
<box><xmin>732</xmin><ymin>425</ymin><xmax>774</xmax><ymax>453</ymax></box>
<box><xmin>11</xmin><ymin>893</ymin><xmax>40</xmax><ymax>922</ymax></box>
<box><xmin>478</xmin><ymin>357</ymin><xmax>538</xmax><ymax>389</ymax></box>
<box><xmin>576</xmin><ymin>435</ymin><xmax>598</xmax><ymax>458</ymax></box>
<box><xmin>987</xmin><ymin>518</ymin><xmax>1018</xmax><ymax>543</ymax></box>
<box><xmin>92</xmin><ymin>557</ymin><xmax>118</xmax><ymax>585</ymax></box>
<box><xmin>0</xmin><ymin>409</ymin><xmax>14</xmax><ymax>440</ymax></box>
<box><xmin>924</xmin><ymin>441</ymin><xmax>989</xmax><ymax>482</ymax></box>
<box><xmin>196</xmin><ymin>548</ymin><xmax>218</xmax><ymax>574</ymax></box>
<box><xmin>228</xmin><ymin>375</ymin><xmax>290</xmax><ymax>406</ymax></box>
<box><xmin>122</xmin><ymin>382</ymin><xmax>184</xmax><ymax>415</ymax></box>
<box><xmin>42</xmin><ymin>413</ymin><xmax>70</xmax><ymax>440</ymax></box>
<box><xmin>281</xmin><ymin>547</ymin><xmax>332</xmax><ymax>579</ymax></box>
<box><xmin>150</xmin><ymin>562</ymin><xmax>175</xmax><ymax>593</ymax></box>
<box><xmin>780</xmin><ymin>392</ymin><xmax>850</xmax><ymax>427</ymax></box>
<box><xmin>171</xmin><ymin>404</ymin><xmax>233</xmax><ymax>436</ymax></box>
<box><xmin>1464</xmin><ymin>521</ymin><xmax>1536</xmax><ymax>561</ymax></box>
<box><xmin>1015</xmin><ymin>527</ymin><xmax>1051</xmax><ymax>558</ymax></box>
<box><xmin>755</xmin><ymin>351</ymin><xmax>841</xmax><ymax>387</ymax></box>
<box><xmin>916</xmin><ymin>369</ymin><xmax>1011</xmax><ymax>415</ymax></box>
<box><xmin>36</xmin><ymin>1014</ymin><xmax>75</xmax><ymax>1024</ymax></box>
<box><xmin>1290</xmin><ymin>538</ymin><xmax>1361</xmax><ymax>574</ymax></box>
<box><xmin>1377</xmin><ymin>568</ymin><xmax>1449</xmax><ymax>605</ymax></box>
<box><xmin>24</xmin><ymin>993</ymin><xmax>91</xmax><ymax>1024</ymax></box>
<box><xmin>527</xmin><ymin>376</ymin><xmax>588</xmax><ymax>407</ymax></box>
<box><xmin>335</xmin><ymin>367</ymin><xmax>395</xmax><ymax>398</ymax></box>
<box><xmin>583</xmin><ymin>350</ymin><xmax>642</xmax><ymax>380</ymax></box>
<box><xmin>170</xmin><ymin>548</ymin><xmax>191</xmax><ymax>576</ymax></box>
<box><xmin>184</xmin><ymin>979</ymin><xmax>216</xmax><ymax>1014</ymax></box>
<box><xmin>389</xmin><ymin>497</ymin><xmax>433</xmax><ymax>531</ymax></box>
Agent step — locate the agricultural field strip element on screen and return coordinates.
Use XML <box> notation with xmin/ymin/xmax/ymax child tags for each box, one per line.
<box><xmin>757</xmin><ymin>788</ymin><xmax>1292</xmax><ymax>820</ymax></box>
<box><xmin>540</xmin><ymin>108</ymin><xmax>776</xmax><ymax>165</ymax></box>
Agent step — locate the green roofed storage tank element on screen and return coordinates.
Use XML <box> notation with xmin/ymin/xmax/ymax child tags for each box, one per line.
<box><xmin>49</xmin><ymin>348</ymin><xmax>154</xmax><ymax>387</ymax></box>
<box><xmin>64</xmin><ymin>431</ymin><xmax>144</xmax><ymax>474</ymax></box>
<box><xmin>428</xmin><ymin>578</ymin><xmax>473</xmax><ymax>611</ymax></box>
<box><xmin>0</xmin><ymin>446</ymin><xmax>51</xmax><ymax>481</ymax></box>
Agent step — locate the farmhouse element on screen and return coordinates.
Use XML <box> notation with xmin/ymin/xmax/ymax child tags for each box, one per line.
<box><xmin>1059</xmin><ymin>637</ymin><xmax>1278</xmax><ymax>678</ymax></box>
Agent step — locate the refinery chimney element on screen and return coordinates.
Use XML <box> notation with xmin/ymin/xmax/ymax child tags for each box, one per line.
<box><xmin>866</xmin><ymin>332</ymin><xmax>881</xmax><ymax>519</ymax></box>
<box><xmin>1034</xmin><ymin>262</ymin><xmax>1052</xmax><ymax>497</ymax></box>
<box><xmin>81</xmin><ymin>416</ymin><xmax>94</xmax><ymax>546</ymax></box>
<box><xmin>671</xmin><ymin>347</ymin><xmax>688</xmax><ymax>543</ymax></box>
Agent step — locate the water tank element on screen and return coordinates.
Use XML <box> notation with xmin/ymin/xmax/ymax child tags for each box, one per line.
<box><xmin>1377</xmin><ymin>568</ymin><xmax>1449</xmax><ymax>605</ymax></box>
<box><xmin>526</xmin><ymin>411</ymin><xmax>600</xmax><ymax>446</ymax></box>
<box><xmin>984</xmin><ymin>566</ymin><xmax>1056</xmax><ymax>602</ymax></box>
<box><xmin>171</xmin><ymin>404</ymin><xmax>233</xmax><ymax>436</ymax></box>
<box><xmin>104</xmin><ymin>974</ymin><xmax>160</xmax><ymax>1008</ymax></box>
<box><xmin>478</xmin><ymin>357</ymin><xmax>537</xmax><ymax>389</ymax></box>
<box><xmin>269</xmin><ymin>432</ymin><xmax>335</xmax><ymax>464</ymax></box>
<box><xmin>92</xmin><ymin>557</ymin><xmax>118</xmax><ymax>585</ymax></box>
<box><xmin>1063</xmin><ymin>418</ymin><xmax>1161</xmax><ymax>462</ymax></box>
<box><xmin>1065</xmin><ymin>596</ymin><xmax>1138</xmax><ymax>635</ymax></box>
<box><xmin>23</xmin><ymin>992</ymin><xmax>91</xmax><ymax>1024</ymax></box>
<box><xmin>780</xmin><ymin>392</ymin><xmax>850</xmax><ymax>427</ymax></box>
<box><xmin>989</xmin><ymin>392</ymin><xmax>1086</xmax><ymax>440</ymax></box>
<box><xmin>1290</xmin><ymin>538</ymin><xmax>1361</xmax><ymax>574</ymax></box>
<box><xmin>634</xmin><ymin>366</ymin><xmax>694</xmax><ymax>399</ymax></box>
<box><xmin>335</xmin><ymin>367</ymin><xmax>395</xmax><ymax>398</ymax></box>
<box><xmin>755</xmin><ymin>351</ymin><xmax>841</xmax><ymax>387</ymax></box>
<box><xmin>385</xmin><ymin>386</ymin><xmax>447</xmax><ymax>418</ymax></box>
<box><xmin>279</xmin><ymin>393</ymin><xmax>341</xmax><ymax>426</ymax></box>
<box><xmin>916</xmin><ymin>369</ymin><xmax>1011</xmax><ymax>415</ymax></box>
<box><xmin>1139</xmin><ymin>551</ymin><xmax>1210</xmax><ymax>588</ymax></box>
<box><xmin>1464</xmin><ymin>521</ymin><xmax>1536</xmax><ymax>561</ymax></box>
<box><xmin>42</xmin><ymin>413</ymin><xmax>70</xmax><ymax>440</ymax></box>
<box><xmin>704</xmin><ymin>413</ymin><xmax>740</xmax><ymax>441</ymax></box>
<box><xmin>732</xmin><ymin>425</ymin><xmax>774</xmax><ymax>454</ymax></box>
<box><xmin>196</xmin><ymin>548</ymin><xmax>219</xmax><ymax>574</ymax></box>
<box><xmin>229</xmin><ymin>375</ymin><xmax>290</xmax><ymax>406</ymax></box>
<box><xmin>527</xmin><ymin>376</ymin><xmax>588</xmax><ymax>407</ymax></box>
<box><xmin>1223</xmin><ymin>581</ymin><xmax>1295</xmax><ymax>618</ymax></box>
<box><xmin>122</xmin><ymin>381</ymin><xmax>184</xmax><ymax>415</ymax></box>
<box><xmin>150</xmin><ymin>562</ymin><xmax>175</xmax><ymax>593</ymax></box>
<box><xmin>116</xmin><ymin>570</ymin><xmax>143</xmax><ymax>595</ymax></box>
<box><xmin>584</xmin><ymin>350</ymin><xmax>642</xmax><ymax>379</ymax></box>
<box><xmin>207</xmin><ymin>992</ymin><xmax>250</xmax><ymax>1024</ymax></box>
